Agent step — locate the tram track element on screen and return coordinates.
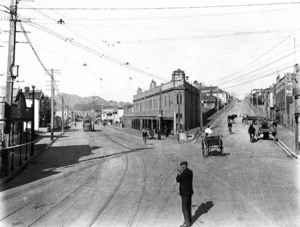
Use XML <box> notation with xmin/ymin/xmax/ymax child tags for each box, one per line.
<box><xmin>0</xmin><ymin>132</ymin><xmax>104</xmax><ymax>223</ymax></box>
<box><xmin>0</xmin><ymin>131</ymin><xmax>104</xmax><ymax>226</ymax></box>
<box><xmin>0</xmin><ymin>133</ymin><xmax>97</xmax><ymax>202</ymax></box>
<box><xmin>88</xmin><ymin>133</ymin><xmax>149</xmax><ymax>227</ymax></box>
<box><xmin>22</xmin><ymin>131</ymin><xmax>106</xmax><ymax>227</ymax></box>
<box><xmin>21</xmin><ymin>129</ymin><xmax>143</xmax><ymax>227</ymax></box>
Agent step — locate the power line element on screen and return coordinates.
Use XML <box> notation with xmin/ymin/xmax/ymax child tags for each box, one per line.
<box><xmin>221</xmin><ymin>65</ymin><xmax>293</xmax><ymax>90</ymax></box>
<box><xmin>23</xmin><ymin>3</ymin><xmax>113</xmax><ymax>57</ymax></box>
<box><xmin>216</xmin><ymin>51</ymin><xmax>296</xmax><ymax>86</ymax></box>
<box><xmin>18</xmin><ymin>22</ymin><xmax>63</xmax><ymax>101</ymax></box>
<box><xmin>18</xmin><ymin>2</ymin><xmax>300</xmax><ymax>10</ymax></box>
<box><xmin>27</xmin><ymin>8</ymin><xmax>297</xmax><ymax>21</ymax></box>
<box><xmin>213</xmin><ymin>30</ymin><xmax>299</xmax><ymax>85</ymax></box>
<box><xmin>113</xmin><ymin>29</ymin><xmax>296</xmax><ymax>44</ymax></box>
<box><xmin>219</xmin><ymin>61</ymin><xmax>292</xmax><ymax>85</ymax></box>
<box><xmin>24</xmin><ymin>21</ymin><xmax>169</xmax><ymax>82</ymax></box>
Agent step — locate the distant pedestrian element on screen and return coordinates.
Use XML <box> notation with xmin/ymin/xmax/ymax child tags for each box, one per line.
<box><xmin>271</xmin><ymin>121</ymin><xmax>278</xmax><ymax>141</ymax></box>
<box><xmin>248</xmin><ymin>121</ymin><xmax>256</xmax><ymax>142</ymax></box>
<box><xmin>75</xmin><ymin>122</ymin><xmax>76</xmax><ymax>127</ymax></box>
<box><xmin>228</xmin><ymin>118</ymin><xmax>233</xmax><ymax>134</ymax></box>
<box><xmin>176</xmin><ymin>161</ymin><xmax>194</xmax><ymax>227</ymax></box>
<box><xmin>142</xmin><ymin>128</ymin><xmax>148</xmax><ymax>144</ymax></box>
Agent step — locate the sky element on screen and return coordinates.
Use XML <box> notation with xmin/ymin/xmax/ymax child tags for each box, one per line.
<box><xmin>1</xmin><ymin>0</ymin><xmax>300</xmax><ymax>103</ymax></box>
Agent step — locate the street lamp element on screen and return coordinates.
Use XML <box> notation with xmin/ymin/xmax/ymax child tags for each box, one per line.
<box><xmin>30</xmin><ymin>85</ymin><xmax>35</xmax><ymax>156</ymax></box>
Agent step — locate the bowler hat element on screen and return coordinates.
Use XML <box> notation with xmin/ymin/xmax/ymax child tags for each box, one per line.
<box><xmin>180</xmin><ymin>161</ymin><xmax>188</xmax><ymax>166</ymax></box>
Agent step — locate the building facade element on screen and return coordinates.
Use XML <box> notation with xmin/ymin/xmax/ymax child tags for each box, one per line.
<box><xmin>123</xmin><ymin>69</ymin><xmax>200</xmax><ymax>135</ymax></box>
<box><xmin>274</xmin><ymin>74</ymin><xmax>293</xmax><ymax>125</ymax></box>
<box><xmin>24</xmin><ymin>87</ymin><xmax>44</xmax><ymax>131</ymax></box>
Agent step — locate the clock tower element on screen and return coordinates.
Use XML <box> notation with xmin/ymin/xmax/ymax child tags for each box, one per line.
<box><xmin>172</xmin><ymin>69</ymin><xmax>185</xmax><ymax>86</ymax></box>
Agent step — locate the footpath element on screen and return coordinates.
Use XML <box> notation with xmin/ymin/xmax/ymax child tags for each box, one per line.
<box><xmin>246</xmin><ymin>101</ymin><xmax>299</xmax><ymax>159</ymax></box>
<box><xmin>0</xmin><ymin>128</ymin><xmax>64</xmax><ymax>186</ymax></box>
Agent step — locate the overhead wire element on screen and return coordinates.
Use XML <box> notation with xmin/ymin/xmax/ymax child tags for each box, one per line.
<box><xmin>27</xmin><ymin>8</ymin><xmax>298</xmax><ymax>21</ymax></box>
<box><xmin>221</xmin><ymin>64</ymin><xmax>293</xmax><ymax>90</ymax></box>
<box><xmin>134</xmin><ymin>46</ymin><xmax>293</xmax><ymax>65</ymax></box>
<box><xmin>114</xmin><ymin>29</ymin><xmax>295</xmax><ymax>44</ymax></box>
<box><xmin>22</xmin><ymin>2</ymin><xmax>113</xmax><ymax>57</ymax></box>
<box><xmin>18</xmin><ymin>21</ymin><xmax>63</xmax><ymax>101</ymax></box>
<box><xmin>23</xmin><ymin>20</ymin><xmax>169</xmax><ymax>82</ymax></box>
<box><xmin>18</xmin><ymin>2</ymin><xmax>300</xmax><ymax>10</ymax></box>
<box><xmin>213</xmin><ymin>30</ymin><xmax>298</xmax><ymax>85</ymax></box>
<box><xmin>216</xmin><ymin>51</ymin><xmax>296</xmax><ymax>86</ymax></box>
<box><xmin>219</xmin><ymin>61</ymin><xmax>293</xmax><ymax>86</ymax></box>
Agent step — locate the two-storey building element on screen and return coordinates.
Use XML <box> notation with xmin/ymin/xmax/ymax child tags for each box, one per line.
<box><xmin>274</xmin><ymin>73</ymin><xmax>293</xmax><ymax>125</ymax></box>
<box><xmin>123</xmin><ymin>69</ymin><xmax>200</xmax><ymax>135</ymax></box>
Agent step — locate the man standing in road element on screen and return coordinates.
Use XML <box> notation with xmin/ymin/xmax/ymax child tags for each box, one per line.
<box><xmin>142</xmin><ymin>128</ymin><xmax>148</xmax><ymax>144</ymax></box>
<box><xmin>176</xmin><ymin>161</ymin><xmax>194</xmax><ymax>227</ymax></box>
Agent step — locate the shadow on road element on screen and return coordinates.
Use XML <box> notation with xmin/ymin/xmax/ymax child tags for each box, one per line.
<box><xmin>192</xmin><ymin>201</ymin><xmax>214</xmax><ymax>224</ymax></box>
<box><xmin>0</xmin><ymin>144</ymin><xmax>90</xmax><ymax>192</ymax></box>
<box><xmin>208</xmin><ymin>150</ymin><xmax>230</xmax><ymax>157</ymax></box>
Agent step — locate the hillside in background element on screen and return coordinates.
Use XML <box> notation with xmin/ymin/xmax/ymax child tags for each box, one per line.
<box><xmin>54</xmin><ymin>93</ymin><xmax>131</xmax><ymax>111</ymax></box>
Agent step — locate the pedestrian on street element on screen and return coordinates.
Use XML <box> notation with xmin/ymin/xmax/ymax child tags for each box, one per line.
<box><xmin>142</xmin><ymin>128</ymin><xmax>148</xmax><ymax>144</ymax></box>
<box><xmin>228</xmin><ymin>118</ymin><xmax>233</xmax><ymax>134</ymax></box>
<box><xmin>271</xmin><ymin>121</ymin><xmax>278</xmax><ymax>141</ymax></box>
<box><xmin>248</xmin><ymin>121</ymin><xmax>256</xmax><ymax>142</ymax></box>
<box><xmin>176</xmin><ymin>161</ymin><xmax>194</xmax><ymax>227</ymax></box>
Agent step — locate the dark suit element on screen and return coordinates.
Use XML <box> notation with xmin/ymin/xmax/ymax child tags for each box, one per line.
<box><xmin>176</xmin><ymin>168</ymin><xmax>194</xmax><ymax>226</ymax></box>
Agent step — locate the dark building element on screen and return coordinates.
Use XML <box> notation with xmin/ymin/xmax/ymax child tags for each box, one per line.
<box><xmin>123</xmin><ymin>69</ymin><xmax>200</xmax><ymax>135</ymax></box>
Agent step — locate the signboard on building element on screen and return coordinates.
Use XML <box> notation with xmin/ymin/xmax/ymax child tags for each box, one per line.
<box><xmin>286</xmin><ymin>81</ymin><xmax>293</xmax><ymax>96</ymax></box>
<box><xmin>173</xmin><ymin>69</ymin><xmax>185</xmax><ymax>86</ymax></box>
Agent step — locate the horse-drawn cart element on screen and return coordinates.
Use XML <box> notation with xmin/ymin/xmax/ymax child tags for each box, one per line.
<box><xmin>201</xmin><ymin>135</ymin><xmax>223</xmax><ymax>157</ymax></box>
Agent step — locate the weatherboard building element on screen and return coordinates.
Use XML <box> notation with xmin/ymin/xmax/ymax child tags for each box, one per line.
<box><xmin>123</xmin><ymin>69</ymin><xmax>200</xmax><ymax>134</ymax></box>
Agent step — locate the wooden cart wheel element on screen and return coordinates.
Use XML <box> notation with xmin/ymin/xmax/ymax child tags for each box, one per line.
<box><xmin>220</xmin><ymin>146</ymin><xmax>223</xmax><ymax>155</ymax></box>
<box><xmin>205</xmin><ymin>146</ymin><xmax>209</xmax><ymax>157</ymax></box>
<box><xmin>202</xmin><ymin>140</ymin><xmax>207</xmax><ymax>157</ymax></box>
<box><xmin>219</xmin><ymin>138</ymin><xmax>223</xmax><ymax>155</ymax></box>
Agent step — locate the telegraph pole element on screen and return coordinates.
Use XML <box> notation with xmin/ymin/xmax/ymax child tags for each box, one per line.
<box><xmin>217</xmin><ymin>87</ymin><xmax>219</xmax><ymax>114</ymax></box>
<box><xmin>199</xmin><ymin>83</ymin><xmax>203</xmax><ymax>132</ymax></box>
<box><xmin>2</xmin><ymin>0</ymin><xmax>18</xmax><ymax>176</ymax></box>
<box><xmin>293</xmin><ymin>39</ymin><xmax>299</xmax><ymax>154</ymax></box>
<box><xmin>62</xmin><ymin>97</ymin><xmax>64</xmax><ymax>133</ymax></box>
<box><xmin>50</xmin><ymin>69</ymin><xmax>54</xmax><ymax>140</ymax></box>
<box><xmin>177</xmin><ymin>93</ymin><xmax>181</xmax><ymax>143</ymax></box>
<box><xmin>5</xmin><ymin>0</ymin><xmax>18</xmax><ymax>108</ymax></box>
<box><xmin>256</xmin><ymin>92</ymin><xmax>258</xmax><ymax>116</ymax></box>
<box><xmin>30</xmin><ymin>86</ymin><xmax>35</xmax><ymax>156</ymax></box>
<box><xmin>293</xmin><ymin>64</ymin><xmax>299</xmax><ymax>154</ymax></box>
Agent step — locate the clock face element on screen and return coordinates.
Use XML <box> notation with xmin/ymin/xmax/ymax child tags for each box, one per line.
<box><xmin>175</xmin><ymin>74</ymin><xmax>182</xmax><ymax>81</ymax></box>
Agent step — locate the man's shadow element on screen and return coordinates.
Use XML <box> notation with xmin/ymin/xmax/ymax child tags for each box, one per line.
<box><xmin>192</xmin><ymin>201</ymin><xmax>214</xmax><ymax>224</ymax></box>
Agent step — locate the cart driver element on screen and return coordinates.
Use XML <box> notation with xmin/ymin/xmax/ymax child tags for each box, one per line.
<box><xmin>204</xmin><ymin>125</ymin><xmax>213</xmax><ymax>137</ymax></box>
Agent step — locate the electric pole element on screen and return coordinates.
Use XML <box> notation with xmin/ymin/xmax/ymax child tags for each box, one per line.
<box><xmin>62</xmin><ymin>96</ymin><xmax>64</xmax><ymax>133</ymax></box>
<box><xmin>51</xmin><ymin>69</ymin><xmax>54</xmax><ymax>140</ymax></box>
<box><xmin>293</xmin><ymin>63</ymin><xmax>299</xmax><ymax>154</ymax></box>
<box><xmin>45</xmin><ymin>69</ymin><xmax>60</xmax><ymax>139</ymax></box>
<box><xmin>256</xmin><ymin>92</ymin><xmax>258</xmax><ymax>116</ymax></box>
<box><xmin>177</xmin><ymin>92</ymin><xmax>181</xmax><ymax>143</ymax></box>
<box><xmin>30</xmin><ymin>86</ymin><xmax>35</xmax><ymax>156</ymax></box>
<box><xmin>217</xmin><ymin>87</ymin><xmax>219</xmax><ymax>114</ymax></box>
<box><xmin>5</xmin><ymin>0</ymin><xmax>18</xmax><ymax>108</ymax></box>
<box><xmin>2</xmin><ymin>0</ymin><xmax>18</xmax><ymax>177</ymax></box>
<box><xmin>199</xmin><ymin>83</ymin><xmax>203</xmax><ymax>132</ymax></box>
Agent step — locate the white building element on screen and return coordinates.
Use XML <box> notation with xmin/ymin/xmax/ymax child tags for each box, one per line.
<box><xmin>24</xmin><ymin>87</ymin><xmax>44</xmax><ymax>131</ymax></box>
